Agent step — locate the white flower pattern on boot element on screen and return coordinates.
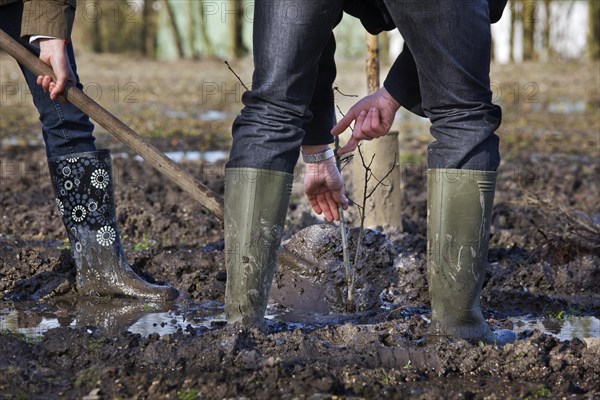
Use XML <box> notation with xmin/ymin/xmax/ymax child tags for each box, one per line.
<box><xmin>56</xmin><ymin>198</ymin><xmax>64</xmax><ymax>216</ymax></box>
<box><xmin>97</xmin><ymin>226</ymin><xmax>116</xmax><ymax>246</ymax></box>
<box><xmin>91</xmin><ymin>169</ymin><xmax>109</xmax><ymax>190</ymax></box>
<box><xmin>87</xmin><ymin>201</ymin><xmax>98</xmax><ymax>212</ymax></box>
<box><xmin>72</xmin><ymin>205</ymin><xmax>87</xmax><ymax>222</ymax></box>
<box><xmin>52</xmin><ymin>151</ymin><xmax>117</xmax><ymax>246</ymax></box>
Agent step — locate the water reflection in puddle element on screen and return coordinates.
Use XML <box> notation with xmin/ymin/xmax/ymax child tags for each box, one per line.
<box><xmin>508</xmin><ymin>315</ymin><xmax>600</xmax><ymax>342</ymax></box>
<box><xmin>115</xmin><ymin>150</ymin><xmax>228</xmax><ymax>164</ymax></box>
<box><xmin>161</xmin><ymin>109</ymin><xmax>228</xmax><ymax>121</ymax></box>
<box><xmin>163</xmin><ymin>150</ymin><xmax>227</xmax><ymax>163</ymax></box>
<box><xmin>0</xmin><ymin>137</ymin><xmax>44</xmax><ymax>146</ymax></box>
<box><xmin>546</xmin><ymin>99</ymin><xmax>588</xmax><ymax>114</ymax></box>
<box><xmin>127</xmin><ymin>300</ymin><xmax>227</xmax><ymax>336</ymax></box>
<box><xmin>1</xmin><ymin>300</ymin><xmax>598</xmax><ymax>341</ymax></box>
<box><xmin>0</xmin><ymin>312</ymin><xmax>74</xmax><ymax>337</ymax></box>
<box><xmin>0</xmin><ymin>300</ymin><xmax>337</xmax><ymax>338</ymax></box>
<box><xmin>0</xmin><ymin>300</ymin><xmax>228</xmax><ymax>338</ymax></box>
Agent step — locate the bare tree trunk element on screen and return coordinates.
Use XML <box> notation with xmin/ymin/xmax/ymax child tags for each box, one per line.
<box><xmin>85</xmin><ymin>0</ymin><xmax>146</xmax><ymax>55</ymax></box>
<box><xmin>91</xmin><ymin>0</ymin><xmax>103</xmax><ymax>53</ymax></box>
<box><xmin>106</xmin><ymin>0</ymin><xmax>128</xmax><ymax>53</ymax></box>
<box><xmin>236</xmin><ymin>1</ymin><xmax>248</xmax><ymax>57</ymax></box>
<box><xmin>522</xmin><ymin>0</ymin><xmax>536</xmax><ymax>60</ymax></box>
<box><xmin>188</xmin><ymin>0</ymin><xmax>199</xmax><ymax>59</ymax></box>
<box><xmin>543</xmin><ymin>0</ymin><xmax>552</xmax><ymax>59</ymax></box>
<box><xmin>142</xmin><ymin>0</ymin><xmax>158</xmax><ymax>58</ymax></box>
<box><xmin>198</xmin><ymin>0</ymin><xmax>214</xmax><ymax>57</ymax></box>
<box><xmin>589</xmin><ymin>0</ymin><xmax>600</xmax><ymax>60</ymax></box>
<box><xmin>352</xmin><ymin>33</ymin><xmax>402</xmax><ymax>231</ymax></box>
<box><xmin>163</xmin><ymin>0</ymin><xmax>185</xmax><ymax>58</ymax></box>
<box><xmin>509</xmin><ymin>0</ymin><xmax>516</xmax><ymax>63</ymax></box>
<box><xmin>228</xmin><ymin>0</ymin><xmax>248</xmax><ymax>59</ymax></box>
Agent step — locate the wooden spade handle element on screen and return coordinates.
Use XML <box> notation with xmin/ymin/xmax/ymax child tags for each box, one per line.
<box><xmin>0</xmin><ymin>29</ymin><xmax>224</xmax><ymax>220</ymax></box>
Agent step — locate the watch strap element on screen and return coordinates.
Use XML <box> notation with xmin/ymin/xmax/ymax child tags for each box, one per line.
<box><xmin>302</xmin><ymin>148</ymin><xmax>334</xmax><ymax>163</ymax></box>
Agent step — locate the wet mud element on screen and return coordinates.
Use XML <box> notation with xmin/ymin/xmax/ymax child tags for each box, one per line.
<box><xmin>1</xmin><ymin>58</ymin><xmax>599</xmax><ymax>398</ymax></box>
<box><xmin>1</xmin><ymin>143</ymin><xmax>598</xmax><ymax>399</ymax></box>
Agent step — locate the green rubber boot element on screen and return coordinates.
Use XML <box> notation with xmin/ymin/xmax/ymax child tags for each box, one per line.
<box><xmin>224</xmin><ymin>168</ymin><xmax>293</xmax><ymax>325</ymax></box>
<box><xmin>427</xmin><ymin>169</ymin><xmax>516</xmax><ymax>345</ymax></box>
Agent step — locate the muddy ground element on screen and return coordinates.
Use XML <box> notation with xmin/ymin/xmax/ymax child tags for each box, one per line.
<box><xmin>1</xmin><ymin>52</ymin><xmax>599</xmax><ymax>399</ymax></box>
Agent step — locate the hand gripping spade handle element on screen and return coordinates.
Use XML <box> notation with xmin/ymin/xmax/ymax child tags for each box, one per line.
<box><xmin>0</xmin><ymin>29</ymin><xmax>224</xmax><ymax>220</ymax></box>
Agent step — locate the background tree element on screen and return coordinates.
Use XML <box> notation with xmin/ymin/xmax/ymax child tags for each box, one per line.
<box><xmin>522</xmin><ymin>0</ymin><xmax>537</xmax><ymax>61</ymax></box>
<box><xmin>163</xmin><ymin>0</ymin><xmax>185</xmax><ymax>58</ymax></box>
<box><xmin>543</xmin><ymin>0</ymin><xmax>552</xmax><ymax>60</ymax></box>
<box><xmin>509</xmin><ymin>0</ymin><xmax>516</xmax><ymax>62</ymax></box>
<box><xmin>589</xmin><ymin>0</ymin><xmax>600</xmax><ymax>60</ymax></box>
<box><xmin>188</xmin><ymin>0</ymin><xmax>199</xmax><ymax>59</ymax></box>
<box><xmin>198</xmin><ymin>0</ymin><xmax>215</xmax><ymax>57</ymax></box>
<box><xmin>141</xmin><ymin>0</ymin><xmax>158</xmax><ymax>58</ymax></box>
<box><xmin>228</xmin><ymin>0</ymin><xmax>248</xmax><ymax>59</ymax></box>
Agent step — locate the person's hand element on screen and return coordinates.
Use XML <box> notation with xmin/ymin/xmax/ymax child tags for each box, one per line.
<box><xmin>303</xmin><ymin>148</ymin><xmax>349</xmax><ymax>222</ymax></box>
<box><xmin>331</xmin><ymin>87</ymin><xmax>400</xmax><ymax>155</ymax></box>
<box><xmin>36</xmin><ymin>38</ymin><xmax>75</xmax><ymax>100</ymax></box>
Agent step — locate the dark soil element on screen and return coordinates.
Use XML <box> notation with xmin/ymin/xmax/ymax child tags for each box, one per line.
<box><xmin>1</xmin><ymin>55</ymin><xmax>599</xmax><ymax>399</ymax></box>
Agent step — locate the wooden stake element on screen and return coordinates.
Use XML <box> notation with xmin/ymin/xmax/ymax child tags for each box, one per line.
<box><xmin>365</xmin><ymin>33</ymin><xmax>380</xmax><ymax>94</ymax></box>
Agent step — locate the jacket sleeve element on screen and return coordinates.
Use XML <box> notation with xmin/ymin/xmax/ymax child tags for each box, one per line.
<box><xmin>302</xmin><ymin>34</ymin><xmax>337</xmax><ymax>146</ymax></box>
<box><xmin>343</xmin><ymin>0</ymin><xmax>395</xmax><ymax>35</ymax></box>
<box><xmin>21</xmin><ymin>0</ymin><xmax>77</xmax><ymax>41</ymax></box>
<box><xmin>383</xmin><ymin>45</ymin><xmax>426</xmax><ymax>118</ymax></box>
<box><xmin>489</xmin><ymin>0</ymin><xmax>508</xmax><ymax>24</ymax></box>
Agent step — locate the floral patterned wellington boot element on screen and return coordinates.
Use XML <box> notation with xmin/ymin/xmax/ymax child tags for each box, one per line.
<box><xmin>48</xmin><ymin>150</ymin><xmax>178</xmax><ymax>301</ymax></box>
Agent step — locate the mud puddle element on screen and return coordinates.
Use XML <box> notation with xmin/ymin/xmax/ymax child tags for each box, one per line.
<box><xmin>3</xmin><ymin>296</ymin><xmax>599</xmax><ymax>345</ymax></box>
<box><xmin>0</xmin><ymin>300</ymin><xmax>226</xmax><ymax>338</ymax></box>
<box><xmin>508</xmin><ymin>315</ymin><xmax>600</xmax><ymax>341</ymax></box>
<box><xmin>0</xmin><ymin>136</ymin><xmax>44</xmax><ymax>147</ymax></box>
<box><xmin>161</xmin><ymin>109</ymin><xmax>228</xmax><ymax>121</ymax></box>
<box><xmin>0</xmin><ymin>299</ymin><xmax>359</xmax><ymax>339</ymax></box>
<box><xmin>115</xmin><ymin>149</ymin><xmax>228</xmax><ymax>163</ymax></box>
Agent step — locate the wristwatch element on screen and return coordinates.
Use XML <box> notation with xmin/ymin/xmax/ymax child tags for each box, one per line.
<box><xmin>302</xmin><ymin>148</ymin><xmax>335</xmax><ymax>163</ymax></box>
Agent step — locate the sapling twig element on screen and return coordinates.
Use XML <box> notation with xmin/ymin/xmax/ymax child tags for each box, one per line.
<box><xmin>334</xmin><ymin>96</ymin><xmax>396</xmax><ymax>312</ymax></box>
<box><xmin>224</xmin><ymin>60</ymin><xmax>250</xmax><ymax>91</ymax></box>
<box><xmin>333</xmin><ymin>86</ymin><xmax>358</xmax><ymax>98</ymax></box>
<box><xmin>334</xmin><ymin>136</ymin><xmax>355</xmax><ymax>311</ymax></box>
<box><xmin>353</xmin><ymin>145</ymin><xmax>397</xmax><ymax>274</ymax></box>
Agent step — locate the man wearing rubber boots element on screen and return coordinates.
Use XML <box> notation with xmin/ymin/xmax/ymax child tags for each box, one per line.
<box><xmin>1</xmin><ymin>0</ymin><xmax>177</xmax><ymax>301</ymax></box>
<box><xmin>225</xmin><ymin>0</ymin><xmax>515</xmax><ymax>345</ymax></box>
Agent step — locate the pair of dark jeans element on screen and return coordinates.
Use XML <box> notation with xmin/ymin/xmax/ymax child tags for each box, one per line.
<box><xmin>228</xmin><ymin>0</ymin><xmax>500</xmax><ymax>173</ymax></box>
<box><xmin>383</xmin><ymin>0</ymin><xmax>501</xmax><ymax>171</ymax></box>
<box><xmin>0</xmin><ymin>1</ymin><xmax>96</xmax><ymax>159</ymax></box>
<box><xmin>227</xmin><ymin>0</ymin><xmax>345</xmax><ymax>174</ymax></box>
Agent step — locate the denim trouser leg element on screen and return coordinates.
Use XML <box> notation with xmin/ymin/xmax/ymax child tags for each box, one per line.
<box><xmin>0</xmin><ymin>2</ymin><xmax>96</xmax><ymax>159</ymax></box>
<box><xmin>382</xmin><ymin>0</ymin><xmax>501</xmax><ymax>171</ymax></box>
<box><xmin>227</xmin><ymin>0</ymin><xmax>344</xmax><ymax>174</ymax></box>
